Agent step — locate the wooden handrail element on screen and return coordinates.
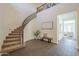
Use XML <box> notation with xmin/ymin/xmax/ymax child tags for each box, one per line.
<box><xmin>37</xmin><ymin>3</ymin><xmax>59</xmax><ymax>13</ymax></box>
<box><xmin>37</xmin><ymin>3</ymin><xmax>47</xmax><ymax>10</ymax></box>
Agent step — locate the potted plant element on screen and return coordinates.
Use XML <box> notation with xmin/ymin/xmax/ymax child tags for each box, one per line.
<box><xmin>33</xmin><ymin>30</ymin><xmax>41</xmax><ymax>40</ymax></box>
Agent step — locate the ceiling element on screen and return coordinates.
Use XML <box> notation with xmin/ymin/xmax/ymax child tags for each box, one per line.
<box><xmin>31</xmin><ymin>3</ymin><xmax>43</xmax><ymax>8</ymax></box>
<box><xmin>8</xmin><ymin>3</ymin><xmax>44</xmax><ymax>18</ymax></box>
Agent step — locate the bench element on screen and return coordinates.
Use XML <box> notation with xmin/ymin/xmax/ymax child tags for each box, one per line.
<box><xmin>41</xmin><ymin>37</ymin><xmax>52</xmax><ymax>43</ymax></box>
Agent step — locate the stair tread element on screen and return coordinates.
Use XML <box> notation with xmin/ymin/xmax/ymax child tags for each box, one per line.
<box><xmin>3</xmin><ymin>41</ymin><xmax>21</xmax><ymax>46</ymax></box>
<box><xmin>6</xmin><ymin>36</ymin><xmax>21</xmax><ymax>39</ymax></box>
<box><xmin>4</xmin><ymin>39</ymin><xmax>21</xmax><ymax>43</ymax></box>
<box><xmin>10</xmin><ymin>32</ymin><xmax>21</xmax><ymax>33</ymax></box>
<box><xmin>6</xmin><ymin>38</ymin><xmax>20</xmax><ymax>40</ymax></box>
<box><xmin>7</xmin><ymin>35</ymin><xmax>21</xmax><ymax>37</ymax></box>
<box><xmin>11</xmin><ymin>31</ymin><xmax>21</xmax><ymax>33</ymax></box>
<box><xmin>6</xmin><ymin>37</ymin><xmax>21</xmax><ymax>39</ymax></box>
<box><xmin>5</xmin><ymin>38</ymin><xmax>20</xmax><ymax>41</ymax></box>
<box><xmin>2</xmin><ymin>44</ymin><xmax>22</xmax><ymax>52</ymax></box>
<box><xmin>12</xmin><ymin>31</ymin><xmax>21</xmax><ymax>33</ymax></box>
<box><xmin>9</xmin><ymin>33</ymin><xmax>21</xmax><ymax>35</ymax></box>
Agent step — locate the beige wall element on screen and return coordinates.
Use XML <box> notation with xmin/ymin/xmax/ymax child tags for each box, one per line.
<box><xmin>77</xmin><ymin>9</ymin><xmax>79</xmax><ymax>49</ymax></box>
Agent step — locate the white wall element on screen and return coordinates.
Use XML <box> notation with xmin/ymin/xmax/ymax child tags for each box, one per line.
<box><xmin>0</xmin><ymin>5</ymin><xmax>5</xmax><ymax>52</ymax></box>
<box><xmin>24</xmin><ymin>17</ymin><xmax>41</xmax><ymax>44</ymax></box>
<box><xmin>0</xmin><ymin>3</ymin><xmax>37</xmax><ymax>52</ymax></box>
<box><xmin>37</xmin><ymin>4</ymin><xmax>79</xmax><ymax>45</ymax></box>
<box><xmin>76</xmin><ymin>9</ymin><xmax>79</xmax><ymax>50</ymax></box>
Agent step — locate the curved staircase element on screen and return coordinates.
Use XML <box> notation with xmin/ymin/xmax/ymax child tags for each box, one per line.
<box><xmin>1</xmin><ymin>3</ymin><xmax>58</xmax><ymax>54</ymax></box>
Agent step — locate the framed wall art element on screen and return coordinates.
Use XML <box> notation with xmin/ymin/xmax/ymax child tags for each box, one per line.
<box><xmin>42</xmin><ymin>21</ymin><xmax>53</xmax><ymax>30</ymax></box>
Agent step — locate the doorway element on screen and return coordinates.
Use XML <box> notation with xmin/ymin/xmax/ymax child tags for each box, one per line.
<box><xmin>57</xmin><ymin>11</ymin><xmax>77</xmax><ymax>48</ymax></box>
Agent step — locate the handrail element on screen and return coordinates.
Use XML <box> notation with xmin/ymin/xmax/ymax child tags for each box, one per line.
<box><xmin>22</xmin><ymin>12</ymin><xmax>37</xmax><ymax>29</ymax></box>
<box><xmin>22</xmin><ymin>3</ymin><xmax>58</xmax><ymax>29</ymax></box>
<box><xmin>37</xmin><ymin>3</ymin><xmax>57</xmax><ymax>13</ymax></box>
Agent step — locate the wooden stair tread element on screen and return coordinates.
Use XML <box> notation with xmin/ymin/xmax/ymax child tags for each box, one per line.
<box><xmin>9</xmin><ymin>33</ymin><xmax>21</xmax><ymax>35</ymax></box>
<box><xmin>6</xmin><ymin>36</ymin><xmax>21</xmax><ymax>39</ymax></box>
<box><xmin>6</xmin><ymin>38</ymin><xmax>21</xmax><ymax>40</ymax></box>
<box><xmin>4</xmin><ymin>38</ymin><xmax>21</xmax><ymax>42</ymax></box>
<box><xmin>7</xmin><ymin>35</ymin><xmax>21</xmax><ymax>37</ymax></box>
<box><xmin>11</xmin><ymin>31</ymin><xmax>21</xmax><ymax>33</ymax></box>
<box><xmin>3</xmin><ymin>41</ymin><xmax>21</xmax><ymax>46</ymax></box>
<box><xmin>2</xmin><ymin>44</ymin><xmax>22</xmax><ymax>53</ymax></box>
<box><xmin>11</xmin><ymin>32</ymin><xmax>21</xmax><ymax>34</ymax></box>
<box><xmin>2</xmin><ymin>43</ymin><xmax>21</xmax><ymax>49</ymax></box>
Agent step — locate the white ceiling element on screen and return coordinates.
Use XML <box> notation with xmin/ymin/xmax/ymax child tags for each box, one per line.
<box><xmin>10</xmin><ymin>3</ymin><xmax>43</xmax><ymax>13</ymax></box>
<box><xmin>8</xmin><ymin>3</ymin><xmax>43</xmax><ymax>16</ymax></box>
<box><xmin>31</xmin><ymin>3</ymin><xmax>43</xmax><ymax>8</ymax></box>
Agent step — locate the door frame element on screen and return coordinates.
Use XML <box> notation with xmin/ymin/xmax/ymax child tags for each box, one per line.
<box><xmin>57</xmin><ymin>11</ymin><xmax>77</xmax><ymax>44</ymax></box>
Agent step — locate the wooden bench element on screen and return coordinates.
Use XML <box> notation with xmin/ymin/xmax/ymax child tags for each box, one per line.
<box><xmin>41</xmin><ymin>37</ymin><xmax>52</xmax><ymax>43</ymax></box>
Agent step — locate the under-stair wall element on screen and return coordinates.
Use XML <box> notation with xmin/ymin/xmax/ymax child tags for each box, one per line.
<box><xmin>24</xmin><ymin>18</ymin><xmax>42</xmax><ymax>44</ymax></box>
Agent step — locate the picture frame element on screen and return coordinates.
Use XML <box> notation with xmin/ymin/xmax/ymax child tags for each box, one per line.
<box><xmin>42</xmin><ymin>21</ymin><xmax>53</xmax><ymax>30</ymax></box>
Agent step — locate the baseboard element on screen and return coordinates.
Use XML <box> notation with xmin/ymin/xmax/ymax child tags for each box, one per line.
<box><xmin>0</xmin><ymin>52</ymin><xmax>8</xmax><ymax>56</ymax></box>
<box><xmin>51</xmin><ymin>39</ymin><xmax>58</xmax><ymax>44</ymax></box>
<box><xmin>76</xmin><ymin>46</ymin><xmax>79</xmax><ymax>51</ymax></box>
<box><xmin>52</xmin><ymin>41</ymin><xmax>58</xmax><ymax>44</ymax></box>
<box><xmin>77</xmin><ymin>48</ymin><xmax>79</xmax><ymax>51</ymax></box>
<box><xmin>0</xmin><ymin>53</ymin><xmax>1</xmax><ymax>56</ymax></box>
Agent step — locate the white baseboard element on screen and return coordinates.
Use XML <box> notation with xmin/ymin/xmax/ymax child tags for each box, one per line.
<box><xmin>52</xmin><ymin>41</ymin><xmax>58</xmax><ymax>44</ymax></box>
<box><xmin>51</xmin><ymin>40</ymin><xmax>58</xmax><ymax>44</ymax></box>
